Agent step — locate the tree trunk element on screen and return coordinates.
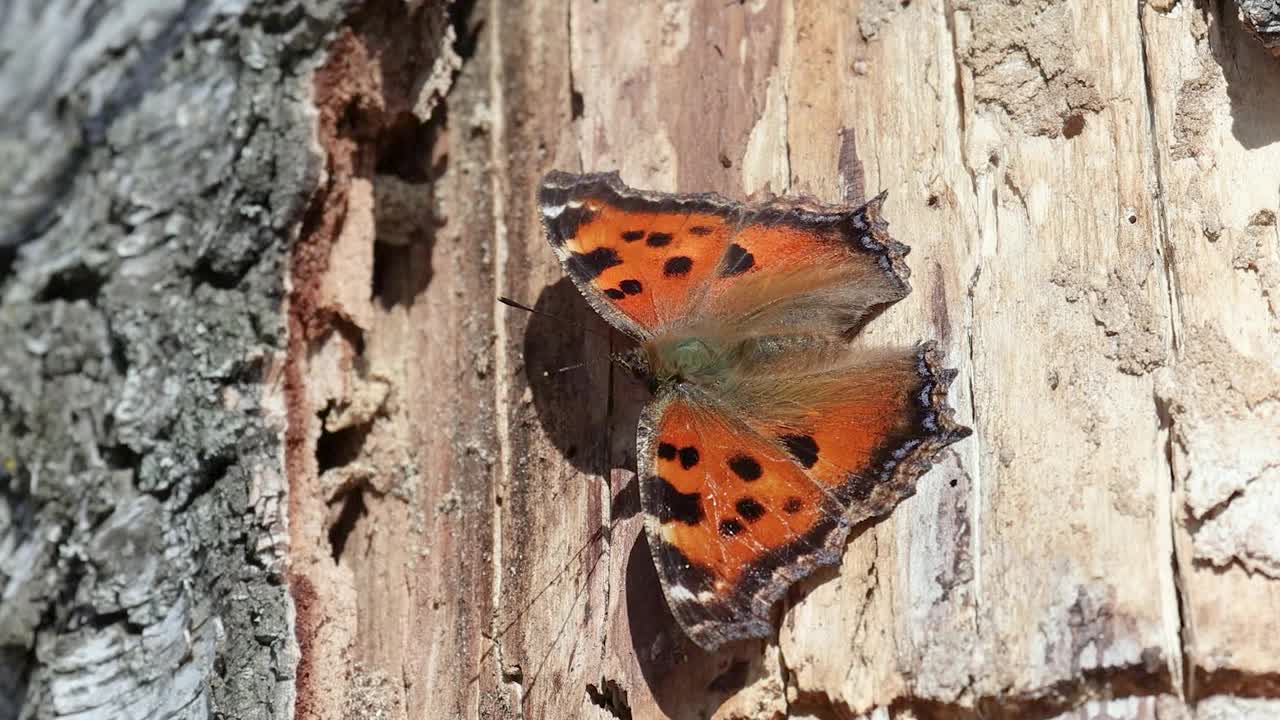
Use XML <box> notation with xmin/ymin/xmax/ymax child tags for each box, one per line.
<box><xmin>2</xmin><ymin>1</ymin><xmax>1278</xmax><ymax>719</ymax></box>
<box><xmin>0</xmin><ymin>1</ymin><xmax>335</xmax><ymax>717</ymax></box>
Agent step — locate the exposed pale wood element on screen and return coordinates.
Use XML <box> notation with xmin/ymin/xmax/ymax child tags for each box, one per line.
<box><xmin>479</xmin><ymin>0</ymin><xmax>1280</xmax><ymax>718</ymax></box>
<box><xmin>290</xmin><ymin>0</ymin><xmax>1280</xmax><ymax>717</ymax></box>
<box><xmin>1143</xmin><ymin>2</ymin><xmax>1280</xmax><ymax>701</ymax></box>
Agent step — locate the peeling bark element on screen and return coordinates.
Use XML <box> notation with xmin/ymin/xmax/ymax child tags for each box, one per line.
<box><xmin>3</xmin><ymin>1</ymin><xmax>1278</xmax><ymax>719</ymax></box>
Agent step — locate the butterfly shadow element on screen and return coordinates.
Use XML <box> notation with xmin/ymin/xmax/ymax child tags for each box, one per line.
<box><xmin>624</xmin><ymin>533</ymin><xmax>784</xmax><ymax>718</ymax></box>
<box><xmin>624</xmin><ymin>517</ymin><xmax>877</xmax><ymax>717</ymax></box>
<box><xmin>520</xmin><ymin>281</ymin><xmax>752</xmax><ymax>711</ymax></box>
<box><xmin>521</xmin><ymin>277</ymin><xmax>641</xmax><ymax>476</ymax></box>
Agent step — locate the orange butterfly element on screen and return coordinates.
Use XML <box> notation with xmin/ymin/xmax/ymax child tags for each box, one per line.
<box><xmin>538</xmin><ymin>171</ymin><xmax>970</xmax><ymax>651</ymax></box>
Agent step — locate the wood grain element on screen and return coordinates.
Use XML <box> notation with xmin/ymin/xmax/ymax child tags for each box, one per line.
<box><xmin>474</xmin><ymin>1</ymin><xmax>1280</xmax><ymax>717</ymax></box>
<box><xmin>247</xmin><ymin>0</ymin><xmax>1280</xmax><ymax>718</ymax></box>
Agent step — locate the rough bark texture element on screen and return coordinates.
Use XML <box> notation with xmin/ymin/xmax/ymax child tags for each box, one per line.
<box><xmin>0</xmin><ymin>1</ymin><xmax>342</xmax><ymax>718</ymax></box>
<box><xmin>1237</xmin><ymin>0</ymin><xmax>1280</xmax><ymax>55</ymax></box>
<box><xmin>2</xmin><ymin>1</ymin><xmax>1279</xmax><ymax>720</ymax></box>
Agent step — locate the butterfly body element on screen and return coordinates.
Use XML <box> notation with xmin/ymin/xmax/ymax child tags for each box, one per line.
<box><xmin>649</xmin><ymin>335</ymin><xmax>727</xmax><ymax>386</ymax></box>
<box><xmin>538</xmin><ymin>171</ymin><xmax>970</xmax><ymax>651</ymax></box>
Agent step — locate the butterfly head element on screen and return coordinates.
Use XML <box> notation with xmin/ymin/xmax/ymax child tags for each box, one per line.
<box><xmin>611</xmin><ymin>346</ymin><xmax>655</xmax><ymax>391</ymax></box>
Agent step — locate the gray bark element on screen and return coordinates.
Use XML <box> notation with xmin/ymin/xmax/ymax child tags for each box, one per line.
<box><xmin>1</xmin><ymin>2</ymin><xmax>340</xmax><ymax>717</ymax></box>
<box><xmin>1237</xmin><ymin>0</ymin><xmax>1280</xmax><ymax>55</ymax></box>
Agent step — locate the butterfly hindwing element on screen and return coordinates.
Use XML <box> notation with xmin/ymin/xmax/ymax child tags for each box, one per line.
<box><xmin>637</xmin><ymin>392</ymin><xmax>849</xmax><ymax>649</ymax></box>
<box><xmin>742</xmin><ymin>344</ymin><xmax>970</xmax><ymax>521</ymax></box>
<box><xmin>637</xmin><ymin>345</ymin><xmax>968</xmax><ymax>650</ymax></box>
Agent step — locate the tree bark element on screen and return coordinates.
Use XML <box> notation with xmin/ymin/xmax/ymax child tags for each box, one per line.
<box><xmin>0</xmin><ymin>1</ymin><xmax>340</xmax><ymax>717</ymax></box>
<box><xmin>2</xmin><ymin>1</ymin><xmax>1278</xmax><ymax>720</ymax></box>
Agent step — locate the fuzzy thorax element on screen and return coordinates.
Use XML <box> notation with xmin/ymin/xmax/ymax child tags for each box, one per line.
<box><xmin>648</xmin><ymin>336</ymin><xmax>723</xmax><ymax>386</ymax></box>
<box><xmin>636</xmin><ymin>332</ymin><xmax>851</xmax><ymax>395</ymax></box>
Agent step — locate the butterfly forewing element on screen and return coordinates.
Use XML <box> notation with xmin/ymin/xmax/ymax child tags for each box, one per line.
<box><xmin>539</xmin><ymin>172</ymin><xmax>910</xmax><ymax>340</ymax></box>
<box><xmin>691</xmin><ymin>198</ymin><xmax>910</xmax><ymax>336</ymax></box>
<box><xmin>539</xmin><ymin>171</ymin><xmax>736</xmax><ymax>336</ymax></box>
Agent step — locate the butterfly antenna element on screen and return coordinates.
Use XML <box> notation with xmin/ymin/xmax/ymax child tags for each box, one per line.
<box><xmin>543</xmin><ymin>363</ymin><xmax>585</xmax><ymax>377</ymax></box>
<box><xmin>498</xmin><ymin>296</ymin><xmax>647</xmax><ymax>379</ymax></box>
<box><xmin>497</xmin><ymin>296</ymin><xmax>612</xmax><ymax>341</ymax></box>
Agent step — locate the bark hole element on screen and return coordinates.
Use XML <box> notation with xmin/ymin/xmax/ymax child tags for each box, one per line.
<box><xmin>36</xmin><ymin>263</ymin><xmax>106</xmax><ymax>303</ymax></box>
<box><xmin>1062</xmin><ymin>113</ymin><xmax>1086</xmax><ymax>138</ymax></box>
<box><xmin>586</xmin><ymin>678</ymin><xmax>633</xmax><ymax>720</ymax></box>
<box><xmin>370</xmin><ymin>112</ymin><xmax>445</xmax><ymax>309</ymax></box>
<box><xmin>371</xmin><ymin>235</ymin><xmax>433</xmax><ymax>309</ymax></box>
<box><xmin>375</xmin><ymin>112</ymin><xmax>438</xmax><ymax>183</ymax></box>
<box><xmin>316</xmin><ymin>419</ymin><xmax>372</xmax><ymax>474</ymax></box>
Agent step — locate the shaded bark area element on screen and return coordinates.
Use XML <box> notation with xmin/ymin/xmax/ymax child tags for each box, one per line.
<box><xmin>280</xmin><ymin>0</ymin><xmax>505</xmax><ymax>717</ymax></box>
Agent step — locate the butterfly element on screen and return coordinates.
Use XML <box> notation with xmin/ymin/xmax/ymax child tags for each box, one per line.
<box><xmin>537</xmin><ymin>170</ymin><xmax>970</xmax><ymax>651</ymax></box>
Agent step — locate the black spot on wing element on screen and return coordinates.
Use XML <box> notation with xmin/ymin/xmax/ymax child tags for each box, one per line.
<box><xmin>783</xmin><ymin>496</ymin><xmax>803</xmax><ymax>513</ymax></box>
<box><xmin>649</xmin><ymin>476</ymin><xmax>704</xmax><ymax>525</ymax></box>
<box><xmin>780</xmin><ymin>434</ymin><xmax>819</xmax><ymax>468</ymax></box>
<box><xmin>622</xmin><ymin>230</ymin><xmax>645</xmax><ymax>242</ymax></box>
<box><xmin>689</xmin><ymin>225</ymin><xmax>714</xmax><ymax>236</ymax></box>
<box><xmin>646</xmin><ymin>232</ymin><xmax>673</xmax><ymax>247</ymax></box>
<box><xmin>735</xmin><ymin>497</ymin><xmax>765</xmax><ymax>522</ymax></box>
<box><xmin>658</xmin><ymin>442</ymin><xmax>677</xmax><ymax>460</ymax></box>
<box><xmin>553</xmin><ymin>206</ymin><xmax>595</xmax><ymax>247</ymax></box>
<box><xmin>663</xmin><ymin>256</ymin><xmax>693</xmax><ymax>277</ymax></box>
<box><xmin>568</xmin><ymin>247</ymin><xmax>622</xmax><ymax>281</ymax></box>
<box><xmin>678</xmin><ymin>446</ymin><xmax>700</xmax><ymax>469</ymax></box>
<box><xmin>719</xmin><ymin>518</ymin><xmax>744</xmax><ymax>537</ymax></box>
<box><xmin>727</xmin><ymin>454</ymin><xmax>762</xmax><ymax>481</ymax></box>
<box><xmin>719</xmin><ymin>243</ymin><xmax>755</xmax><ymax>277</ymax></box>
<box><xmin>604</xmin><ymin>288</ymin><xmax>625</xmax><ymax>300</ymax></box>
<box><xmin>655</xmin><ymin>541</ymin><xmax>717</xmax><ymax>595</ymax></box>
<box><xmin>619</xmin><ymin>279</ymin><xmax>643</xmax><ymax>295</ymax></box>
